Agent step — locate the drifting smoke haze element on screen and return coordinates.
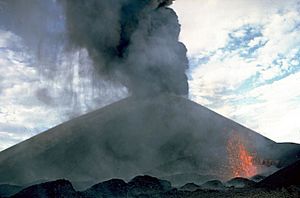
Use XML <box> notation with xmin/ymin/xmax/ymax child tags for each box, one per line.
<box><xmin>0</xmin><ymin>0</ymin><xmax>189</xmax><ymax>149</ymax></box>
<box><xmin>0</xmin><ymin>0</ymin><xmax>188</xmax><ymax>117</ymax></box>
<box><xmin>61</xmin><ymin>0</ymin><xmax>189</xmax><ymax>96</ymax></box>
<box><xmin>0</xmin><ymin>0</ymin><xmax>189</xmax><ymax>96</ymax></box>
<box><xmin>0</xmin><ymin>0</ymin><xmax>129</xmax><ymax>119</ymax></box>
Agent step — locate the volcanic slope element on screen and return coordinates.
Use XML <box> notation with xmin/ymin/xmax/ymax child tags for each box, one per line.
<box><xmin>0</xmin><ymin>94</ymin><xmax>299</xmax><ymax>188</ymax></box>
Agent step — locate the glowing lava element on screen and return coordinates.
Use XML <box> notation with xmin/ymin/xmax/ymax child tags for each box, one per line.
<box><xmin>227</xmin><ymin>132</ymin><xmax>257</xmax><ymax>178</ymax></box>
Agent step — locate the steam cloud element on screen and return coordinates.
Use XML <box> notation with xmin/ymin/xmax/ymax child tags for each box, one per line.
<box><xmin>61</xmin><ymin>0</ymin><xmax>189</xmax><ymax>96</ymax></box>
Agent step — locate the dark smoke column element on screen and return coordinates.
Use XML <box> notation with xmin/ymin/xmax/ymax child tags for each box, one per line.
<box><xmin>61</xmin><ymin>0</ymin><xmax>188</xmax><ymax>96</ymax></box>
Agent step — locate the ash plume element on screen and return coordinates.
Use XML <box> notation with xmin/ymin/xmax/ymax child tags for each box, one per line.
<box><xmin>0</xmin><ymin>0</ymin><xmax>129</xmax><ymax>118</ymax></box>
<box><xmin>61</xmin><ymin>0</ymin><xmax>189</xmax><ymax>96</ymax></box>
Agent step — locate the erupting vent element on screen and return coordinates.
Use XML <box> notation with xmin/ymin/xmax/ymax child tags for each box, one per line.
<box><xmin>227</xmin><ymin>131</ymin><xmax>257</xmax><ymax>178</ymax></box>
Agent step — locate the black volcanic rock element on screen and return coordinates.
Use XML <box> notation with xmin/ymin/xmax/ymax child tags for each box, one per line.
<box><xmin>10</xmin><ymin>179</ymin><xmax>77</xmax><ymax>198</ymax></box>
<box><xmin>0</xmin><ymin>95</ymin><xmax>299</xmax><ymax>188</ymax></box>
<box><xmin>258</xmin><ymin>160</ymin><xmax>300</xmax><ymax>188</ymax></box>
<box><xmin>161</xmin><ymin>172</ymin><xmax>221</xmax><ymax>187</ymax></box>
<box><xmin>201</xmin><ymin>180</ymin><xmax>225</xmax><ymax>190</ymax></box>
<box><xmin>3</xmin><ymin>176</ymin><xmax>300</xmax><ymax>198</ymax></box>
<box><xmin>81</xmin><ymin>175</ymin><xmax>172</xmax><ymax>197</ymax></box>
<box><xmin>127</xmin><ymin>175</ymin><xmax>172</xmax><ymax>196</ymax></box>
<box><xmin>9</xmin><ymin>176</ymin><xmax>172</xmax><ymax>197</ymax></box>
<box><xmin>226</xmin><ymin>177</ymin><xmax>256</xmax><ymax>188</ymax></box>
<box><xmin>179</xmin><ymin>183</ymin><xmax>200</xmax><ymax>191</ymax></box>
<box><xmin>81</xmin><ymin>179</ymin><xmax>128</xmax><ymax>198</ymax></box>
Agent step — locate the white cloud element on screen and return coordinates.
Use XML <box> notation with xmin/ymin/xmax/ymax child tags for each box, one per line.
<box><xmin>0</xmin><ymin>30</ymin><xmax>22</xmax><ymax>48</ymax></box>
<box><xmin>0</xmin><ymin>37</ymin><xmax>63</xmax><ymax>149</ymax></box>
<box><xmin>173</xmin><ymin>0</ymin><xmax>300</xmax><ymax>143</ymax></box>
<box><xmin>220</xmin><ymin>72</ymin><xmax>300</xmax><ymax>143</ymax></box>
<box><xmin>0</xmin><ymin>30</ymin><xmax>127</xmax><ymax>151</ymax></box>
<box><xmin>0</xmin><ymin>130</ymin><xmax>32</xmax><ymax>151</ymax></box>
<box><xmin>172</xmin><ymin>0</ymin><xmax>299</xmax><ymax>55</ymax></box>
<box><xmin>189</xmin><ymin>56</ymin><xmax>257</xmax><ymax>104</ymax></box>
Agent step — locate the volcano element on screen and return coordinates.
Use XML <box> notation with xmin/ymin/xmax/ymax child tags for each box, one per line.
<box><xmin>0</xmin><ymin>95</ymin><xmax>299</xmax><ymax>189</ymax></box>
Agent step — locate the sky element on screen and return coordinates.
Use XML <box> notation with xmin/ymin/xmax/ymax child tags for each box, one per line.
<box><xmin>172</xmin><ymin>0</ymin><xmax>300</xmax><ymax>144</ymax></box>
<box><xmin>0</xmin><ymin>0</ymin><xmax>300</xmax><ymax>151</ymax></box>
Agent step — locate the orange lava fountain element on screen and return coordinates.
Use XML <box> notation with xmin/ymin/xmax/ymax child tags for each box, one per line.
<box><xmin>227</xmin><ymin>132</ymin><xmax>257</xmax><ymax>178</ymax></box>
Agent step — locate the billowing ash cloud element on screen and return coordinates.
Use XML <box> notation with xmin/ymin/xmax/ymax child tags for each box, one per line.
<box><xmin>61</xmin><ymin>0</ymin><xmax>189</xmax><ymax>96</ymax></box>
<box><xmin>0</xmin><ymin>0</ymin><xmax>189</xmax><ymax>143</ymax></box>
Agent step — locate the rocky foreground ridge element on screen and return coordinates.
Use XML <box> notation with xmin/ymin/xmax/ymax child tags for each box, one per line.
<box><xmin>1</xmin><ymin>159</ymin><xmax>299</xmax><ymax>198</ymax></box>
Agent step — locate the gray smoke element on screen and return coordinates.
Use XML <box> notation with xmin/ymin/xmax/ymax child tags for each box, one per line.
<box><xmin>0</xmin><ymin>0</ymin><xmax>189</xmax><ymax>123</ymax></box>
<box><xmin>61</xmin><ymin>0</ymin><xmax>189</xmax><ymax>96</ymax></box>
<box><xmin>0</xmin><ymin>0</ymin><xmax>128</xmax><ymax>119</ymax></box>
